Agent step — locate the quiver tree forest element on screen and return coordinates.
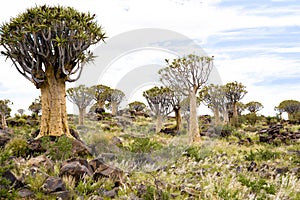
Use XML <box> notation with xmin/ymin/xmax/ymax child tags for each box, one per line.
<box><xmin>0</xmin><ymin>5</ymin><xmax>106</xmax><ymax>138</ymax></box>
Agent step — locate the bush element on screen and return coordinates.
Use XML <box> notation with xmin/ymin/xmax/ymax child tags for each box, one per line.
<box><xmin>129</xmin><ymin>137</ymin><xmax>162</xmax><ymax>153</ymax></box>
<box><xmin>5</xmin><ymin>137</ymin><xmax>29</xmax><ymax>157</ymax></box>
<box><xmin>244</xmin><ymin>149</ymin><xmax>281</xmax><ymax>161</ymax></box>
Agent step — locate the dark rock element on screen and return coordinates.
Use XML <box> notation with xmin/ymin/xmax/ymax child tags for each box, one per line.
<box><xmin>103</xmin><ymin>188</ymin><xmax>118</xmax><ymax>198</ymax></box>
<box><xmin>52</xmin><ymin>190</ymin><xmax>73</xmax><ymax>200</ymax></box>
<box><xmin>247</xmin><ymin>161</ymin><xmax>257</xmax><ymax>172</ymax></box>
<box><xmin>70</xmin><ymin>129</ymin><xmax>80</xmax><ymax>140</ymax></box>
<box><xmin>0</xmin><ymin>132</ymin><xmax>11</xmax><ymax>147</ymax></box>
<box><xmin>27</xmin><ymin>138</ymin><xmax>46</xmax><ymax>154</ymax></box>
<box><xmin>18</xmin><ymin>188</ymin><xmax>35</xmax><ymax>198</ymax></box>
<box><xmin>42</xmin><ymin>176</ymin><xmax>66</xmax><ymax>193</ymax></box>
<box><xmin>89</xmin><ymin>158</ymin><xmax>105</xmax><ymax>172</ymax></box>
<box><xmin>27</xmin><ymin>154</ymin><xmax>54</xmax><ymax>171</ymax></box>
<box><xmin>2</xmin><ymin>170</ymin><xmax>23</xmax><ymax>189</ymax></box>
<box><xmin>72</xmin><ymin>139</ymin><xmax>92</xmax><ymax>157</ymax></box>
<box><xmin>60</xmin><ymin>158</ymin><xmax>93</xmax><ymax>181</ymax></box>
<box><xmin>275</xmin><ymin>167</ymin><xmax>289</xmax><ymax>175</ymax></box>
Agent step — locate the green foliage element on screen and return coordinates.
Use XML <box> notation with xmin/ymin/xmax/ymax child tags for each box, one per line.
<box><xmin>217</xmin><ymin>187</ymin><xmax>239</xmax><ymax>200</ymax></box>
<box><xmin>141</xmin><ymin>185</ymin><xmax>170</xmax><ymax>200</ymax></box>
<box><xmin>129</xmin><ymin>137</ymin><xmax>163</xmax><ymax>153</ymax></box>
<box><xmin>238</xmin><ymin>174</ymin><xmax>276</xmax><ymax>195</ymax></box>
<box><xmin>75</xmin><ymin>177</ymin><xmax>104</xmax><ymax>196</ymax></box>
<box><xmin>129</xmin><ymin>101</ymin><xmax>147</xmax><ymax>112</ymax></box>
<box><xmin>184</xmin><ymin>146</ymin><xmax>211</xmax><ymax>162</ymax></box>
<box><xmin>5</xmin><ymin>137</ymin><xmax>29</xmax><ymax>157</ymax></box>
<box><xmin>41</xmin><ymin>135</ymin><xmax>73</xmax><ymax>161</ymax></box>
<box><xmin>244</xmin><ymin>149</ymin><xmax>281</xmax><ymax>161</ymax></box>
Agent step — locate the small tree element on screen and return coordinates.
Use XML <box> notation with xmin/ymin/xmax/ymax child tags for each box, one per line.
<box><xmin>128</xmin><ymin>101</ymin><xmax>147</xmax><ymax>113</ymax></box>
<box><xmin>245</xmin><ymin>101</ymin><xmax>263</xmax><ymax>114</ymax></box>
<box><xmin>276</xmin><ymin>100</ymin><xmax>300</xmax><ymax>121</ymax></box>
<box><xmin>0</xmin><ymin>100</ymin><xmax>12</xmax><ymax>129</ymax></box>
<box><xmin>199</xmin><ymin>84</ymin><xmax>228</xmax><ymax>125</ymax></box>
<box><xmin>67</xmin><ymin>85</ymin><xmax>94</xmax><ymax>126</ymax></box>
<box><xmin>91</xmin><ymin>84</ymin><xmax>111</xmax><ymax>111</ymax></box>
<box><xmin>17</xmin><ymin>109</ymin><xmax>25</xmax><ymax>116</ymax></box>
<box><xmin>143</xmin><ymin>86</ymin><xmax>173</xmax><ymax>133</ymax></box>
<box><xmin>0</xmin><ymin>5</ymin><xmax>106</xmax><ymax>138</ymax></box>
<box><xmin>106</xmin><ymin>89</ymin><xmax>125</xmax><ymax>116</ymax></box>
<box><xmin>28</xmin><ymin>97</ymin><xmax>42</xmax><ymax>119</ymax></box>
<box><xmin>159</xmin><ymin>54</ymin><xmax>213</xmax><ymax>143</ymax></box>
<box><xmin>224</xmin><ymin>81</ymin><xmax>247</xmax><ymax>126</ymax></box>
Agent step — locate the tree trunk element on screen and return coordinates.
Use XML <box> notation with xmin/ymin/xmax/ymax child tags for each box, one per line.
<box><xmin>111</xmin><ymin>102</ymin><xmax>118</xmax><ymax>116</ymax></box>
<box><xmin>174</xmin><ymin>108</ymin><xmax>182</xmax><ymax>132</ymax></box>
<box><xmin>1</xmin><ymin>114</ymin><xmax>7</xmax><ymax>129</ymax></box>
<box><xmin>36</xmin><ymin>69</ymin><xmax>74</xmax><ymax>139</ymax></box>
<box><xmin>213</xmin><ymin>107</ymin><xmax>220</xmax><ymax>125</ymax></box>
<box><xmin>156</xmin><ymin>113</ymin><xmax>163</xmax><ymax>133</ymax></box>
<box><xmin>189</xmin><ymin>91</ymin><xmax>200</xmax><ymax>143</ymax></box>
<box><xmin>231</xmin><ymin>102</ymin><xmax>238</xmax><ymax>126</ymax></box>
<box><xmin>78</xmin><ymin>108</ymin><xmax>85</xmax><ymax>126</ymax></box>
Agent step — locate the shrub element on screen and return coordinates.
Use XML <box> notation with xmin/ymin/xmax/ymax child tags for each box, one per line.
<box><xmin>5</xmin><ymin>137</ymin><xmax>29</xmax><ymax>157</ymax></box>
<box><xmin>129</xmin><ymin>137</ymin><xmax>162</xmax><ymax>153</ymax></box>
<box><xmin>238</xmin><ymin>175</ymin><xmax>276</xmax><ymax>195</ymax></box>
<box><xmin>245</xmin><ymin>149</ymin><xmax>281</xmax><ymax>161</ymax></box>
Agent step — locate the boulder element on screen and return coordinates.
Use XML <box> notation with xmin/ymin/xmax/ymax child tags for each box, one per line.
<box><xmin>60</xmin><ymin>158</ymin><xmax>93</xmax><ymax>181</ymax></box>
<box><xmin>72</xmin><ymin>139</ymin><xmax>92</xmax><ymax>157</ymax></box>
<box><xmin>18</xmin><ymin>188</ymin><xmax>35</xmax><ymax>198</ymax></box>
<box><xmin>27</xmin><ymin>154</ymin><xmax>54</xmax><ymax>172</ymax></box>
<box><xmin>42</xmin><ymin>176</ymin><xmax>66</xmax><ymax>193</ymax></box>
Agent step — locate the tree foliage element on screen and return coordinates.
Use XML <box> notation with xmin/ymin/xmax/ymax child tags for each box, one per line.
<box><xmin>91</xmin><ymin>84</ymin><xmax>111</xmax><ymax>109</ymax></box>
<box><xmin>28</xmin><ymin>97</ymin><xmax>42</xmax><ymax>116</ymax></box>
<box><xmin>276</xmin><ymin>100</ymin><xmax>300</xmax><ymax>121</ymax></box>
<box><xmin>128</xmin><ymin>101</ymin><xmax>147</xmax><ymax>112</ymax></box>
<box><xmin>106</xmin><ymin>89</ymin><xmax>125</xmax><ymax>116</ymax></box>
<box><xmin>245</xmin><ymin>101</ymin><xmax>263</xmax><ymax>113</ymax></box>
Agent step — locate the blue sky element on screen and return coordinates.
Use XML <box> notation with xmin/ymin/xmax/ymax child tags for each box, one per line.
<box><xmin>0</xmin><ymin>0</ymin><xmax>299</xmax><ymax>116</ymax></box>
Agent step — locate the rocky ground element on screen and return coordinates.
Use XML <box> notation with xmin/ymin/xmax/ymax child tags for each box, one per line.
<box><xmin>1</xmin><ymin>114</ymin><xmax>300</xmax><ymax>199</ymax></box>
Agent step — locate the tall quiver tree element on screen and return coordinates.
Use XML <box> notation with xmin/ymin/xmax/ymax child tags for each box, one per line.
<box><xmin>0</xmin><ymin>100</ymin><xmax>11</xmax><ymax>129</ymax></box>
<box><xmin>143</xmin><ymin>86</ymin><xmax>173</xmax><ymax>133</ymax></box>
<box><xmin>199</xmin><ymin>84</ymin><xmax>228</xmax><ymax>125</ymax></box>
<box><xmin>224</xmin><ymin>81</ymin><xmax>247</xmax><ymax>126</ymax></box>
<box><xmin>67</xmin><ymin>85</ymin><xmax>94</xmax><ymax>126</ymax></box>
<box><xmin>106</xmin><ymin>89</ymin><xmax>125</xmax><ymax>116</ymax></box>
<box><xmin>0</xmin><ymin>5</ymin><xmax>106</xmax><ymax>138</ymax></box>
<box><xmin>159</xmin><ymin>54</ymin><xmax>213</xmax><ymax>143</ymax></box>
<box><xmin>92</xmin><ymin>84</ymin><xmax>111</xmax><ymax>111</ymax></box>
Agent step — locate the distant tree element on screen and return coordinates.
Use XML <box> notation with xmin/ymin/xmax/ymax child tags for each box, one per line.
<box><xmin>106</xmin><ymin>89</ymin><xmax>125</xmax><ymax>116</ymax></box>
<box><xmin>28</xmin><ymin>97</ymin><xmax>42</xmax><ymax>118</ymax></box>
<box><xmin>199</xmin><ymin>84</ymin><xmax>228</xmax><ymax>125</ymax></box>
<box><xmin>276</xmin><ymin>100</ymin><xmax>300</xmax><ymax>121</ymax></box>
<box><xmin>159</xmin><ymin>54</ymin><xmax>214</xmax><ymax>143</ymax></box>
<box><xmin>128</xmin><ymin>101</ymin><xmax>147</xmax><ymax>113</ymax></box>
<box><xmin>91</xmin><ymin>84</ymin><xmax>111</xmax><ymax>111</ymax></box>
<box><xmin>143</xmin><ymin>86</ymin><xmax>173</xmax><ymax>133</ymax></box>
<box><xmin>169</xmin><ymin>90</ymin><xmax>184</xmax><ymax>131</ymax></box>
<box><xmin>224</xmin><ymin>81</ymin><xmax>247</xmax><ymax>126</ymax></box>
<box><xmin>0</xmin><ymin>100</ymin><xmax>12</xmax><ymax>129</ymax></box>
<box><xmin>245</xmin><ymin>101</ymin><xmax>263</xmax><ymax>114</ymax></box>
<box><xmin>17</xmin><ymin>109</ymin><xmax>25</xmax><ymax>116</ymax></box>
<box><xmin>67</xmin><ymin>85</ymin><xmax>94</xmax><ymax>126</ymax></box>
<box><xmin>0</xmin><ymin>5</ymin><xmax>106</xmax><ymax>138</ymax></box>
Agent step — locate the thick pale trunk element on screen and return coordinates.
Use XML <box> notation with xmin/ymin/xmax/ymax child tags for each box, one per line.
<box><xmin>36</xmin><ymin>70</ymin><xmax>73</xmax><ymax>139</ymax></box>
<box><xmin>213</xmin><ymin>107</ymin><xmax>220</xmax><ymax>125</ymax></box>
<box><xmin>78</xmin><ymin>108</ymin><xmax>85</xmax><ymax>126</ymax></box>
<box><xmin>111</xmin><ymin>102</ymin><xmax>118</xmax><ymax>116</ymax></box>
<box><xmin>231</xmin><ymin>102</ymin><xmax>238</xmax><ymax>126</ymax></box>
<box><xmin>156</xmin><ymin>113</ymin><xmax>163</xmax><ymax>133</ymax></box>
<box><xmin>174</xmin><ymin>108</ymin><xmax>182</xmax><ymax>131</ymax></box>
<box><xmin>189</xmin><ymin>91</ymin><xmax>200</xmax><ymax>143</ymax></box>
<box><xmin>1</xmin><ymin>114</ymin><xmax>7</xmax><ymax>129</ymax></box>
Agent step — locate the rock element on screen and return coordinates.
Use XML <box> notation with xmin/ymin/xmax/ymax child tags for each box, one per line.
<box><xmin>18</xmin><ymin>188</ymin><xmax>35</xmax><ymax>198</ymax></box>
<box><xmin>275</xmin><ymin>167</ymin><xmax>288</xmax><ymax>175</ymax></box>
<box><xmin>60</xmin><ymin>158</ymin><xmax>93</xmax><ymax>181</ymax></box>
<box><xmin>89</xmin><ymin>158</ymin><xmax>105</xmax><ymax>172</ymax></box>
<box><xmin>247</xmin><ymin>161</ymin><xmax>257</xmax><ymax>172</ymax></box>
<box><xmin>27</xmin><ymin>154</ymin><xmax>54</xmax><ymax>172</ymax></box>
<box><xmin>0</xmin><ymin>132</ymin><xmax>11</xmax><ymax>147</ymax></box>
<box><xmin>103</xmin><ymin>188</ymin><xmax>118</xmax><ymax>198</ymax></box>
<box><xmin>88</xmin><ymin>195</ymin><xmax>104</xmax><ymax>200</ymax></box>
<box><xmin>42</xmin><ymin>176</ymin><xmax>66</xmax><ymax>193</ymax></box>
<box><xmin>70</xmin><ymin>128</ymin><xmax>80</xmax><ymax>140</ymax></box>
<box><xmin>27</xmin><ymin>138</ymin><xmax>46</xmax><ymax>154</ymax></box>
<box><xmin>112</xmin><ymin>136</ymin><xmax>122</xmax><ymax>146</ymax></box>
<box><xmin>72</xmin><ymin>139</ymin><xmax>92</xmax><ymax>157</ymax></box>
<box><xmin>2</xmin><ymin>170</ymin><xmax>23</xmax><ymax>189</ymax></box>
<box><xmin>52</xmin><ymin>190</ymin><xmax>73</xmax><ymax>200</ymax></box>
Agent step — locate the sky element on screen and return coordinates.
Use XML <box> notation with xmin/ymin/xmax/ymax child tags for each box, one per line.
<box><xmin>0</xmin><ymin>0</ymin><xmax>299</xmax><ymax>117</ymax></box>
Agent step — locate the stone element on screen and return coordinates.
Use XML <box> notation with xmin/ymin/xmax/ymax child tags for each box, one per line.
<box><xmin>247</xmin><ymin>161</ymin><xmax>257</xmax><ymax>172</ymax></box>
<box><xmin>52</xmin><ymin>190</ymin><xmax>73</xmax><ymax>200</ymax></box>
<box><xmin>18</xmin><ymin>188</ymin><xmax>35</xmax><ymax>198</ymax></box>
<box><xmin>0</xmin><ymin>132</ymin><xmax>10</xmax><ymax>147</ymax></box>
<box><xmin>2</xmin><ymin>170</ymin><xmax>23</xmax><ymax>189</ymax></box>
<box><xmin>72</xmin><ymin>139</ymin><xmax>92</xmax><ymax>157</ymax></box>
<box><xmin>27</xmin><ymin>138</ymin><xmax>46</xmax><ymax>154</ymax></box>
<box><xmin>42</xmin><ymin>176</ymin><xmax>66</xmax><ymax>193</ymax></box>
<box><xmin>60</xmin><ymin>158</ymin><xmax>93</xmax><ymax>181</ymax></box>
<box><xmin>27</xmin><ymin>154</ymin><xmax>54</xmax><ymax>171</ymax></box>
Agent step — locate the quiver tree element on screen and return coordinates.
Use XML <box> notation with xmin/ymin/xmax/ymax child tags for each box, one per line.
<box><xmin>169</xmin><ymin>90</ymin><xmax>184</xmax><ymax>131</ymax></box>
<box><xmin>0</xmin><ymin>100</ymin><xmax>12</xmax><ymax>129</ymax></box>
<box><xmin>128</xmin><ymin>101</ymin><xmax>147</xmax><ymax>113</ymax></box>
<box><xmin>245</xmin><ymin>101</ymin><xmax>263</xmax><ymax>114</ymax></box>
<box><xmin>143</xmin><ymin>86</ymin><xmax>173</xmax><ymax>133</ymax></box>
<box><xmin>17</xmin><ymin>109</ymin><xmax>25</xmax><ymax>116</ymax></box>
<box><xmin>67</xmin><ymin>85</ymin><xmax>94</xmax><ymax>126</ymax></box>
<box><xmin>199</xmin><ymin>84</ymin><xmax>228</xmax><ymax>125</ymax></box>
<box><xmin>91</xmin><ymin>84</ymin><xmax>111</xmax><ymax>111</ymax></box>
<box><xmin>276</xmin><ymin>100</ymin><xmax>300</xmax><ymax>121</ymax></box>
<box><xmin>224</xmin><ymin>81</ymin><xmax>247</xmax><ymax>126</ymax></box>
<box><xmin>106</xmin><ymin>89</ymin><xmax>125</xmax><ymax>116</ymax></box>
<box><xmin>159</xmin><ymin>54</ymin><xmax>213</xmax><ymax>143</ymax></box>
<box><xmin>28</xmin><ymin>97</ymin><xmax>42</xmax><ymax>119</ymax></box>
<box><xmin>0</xmin><ymin>5</ymin><xmax>106</xmax><ymax>138</ymax></box>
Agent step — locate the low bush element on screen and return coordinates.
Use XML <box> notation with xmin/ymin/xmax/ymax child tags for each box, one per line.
<box><xmin>5</xmin><ymin>137</ymin><xmax>29</xmax><ymax>157</ymax></box>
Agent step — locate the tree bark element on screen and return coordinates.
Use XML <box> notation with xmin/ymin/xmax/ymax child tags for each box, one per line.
<box><xmin>1</xmin><ymin>114</ymin><xmax>7</xmax><ymax>129</ymax></box>
<box><xmin>78</xmin><ymin>108</ymin><xmax>85</xmax><ymax>126</ymax></box>
<box><xmin>213</xmin><ymin>107</ymin><xmax>221</xmax><ymax>125</ymax></box>
<box><xmin>156</xmin><ymin>113</ymin><xmax>163</xmax><ymax>133</ymax></box>
<box><xmin>36</xmin><ymin>69</ymin><xmax>74</xmax><ymax>139</ymax></box>
<box><xmin>189</xmin><ymin>91</ymin><xmax>200</xmax><ymax>143</ymax></box>
<box><xmin>174</xmin><ymin>108</ymin><xmax>182</xmax><ymax>132</ymax></box>
<box><xmin>111</xmin><ymin>102</ymin><xmax>118</xmax><ymax>116</ymax></box>
<box><xmin>231</xmin><ymin>102</ymin><xmax>238</xmax><ymax>126</ymax></box>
